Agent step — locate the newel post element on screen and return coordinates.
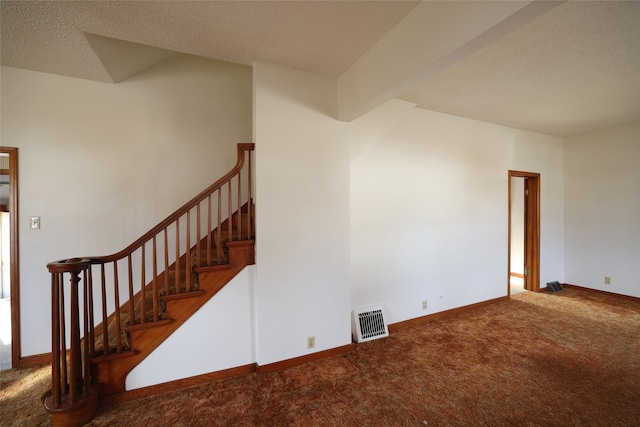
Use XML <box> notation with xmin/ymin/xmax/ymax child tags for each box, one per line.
<box><xmin>44</xmin><ymin>258</ymin><xmax>101</xmax><ymax>427</ymax></box>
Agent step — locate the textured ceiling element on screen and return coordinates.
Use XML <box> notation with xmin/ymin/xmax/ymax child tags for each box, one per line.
<box><xmin>399</xmin><ymin>1</ymin><xmax>640</xmax><ymax>137</ymax></box>
<box><xmin>1</xmin><ymin>1</ymin><xmax>639</xmax><ymax>136</ymax></box>
<box><xmin>0</xmin><ymin>0</ymin><xmax>419</xmax><ymax>82</ymax></box>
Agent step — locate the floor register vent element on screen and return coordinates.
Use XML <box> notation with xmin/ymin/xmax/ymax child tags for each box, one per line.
<box><xmin>547</xmin><ymin>281</ymin><xmax>564</xmax><ymax>292</ymax></box>
<box><xmin>352</xmin><ymin>305</ymin><xmax>389</xmax><ymax>343</ymax></box>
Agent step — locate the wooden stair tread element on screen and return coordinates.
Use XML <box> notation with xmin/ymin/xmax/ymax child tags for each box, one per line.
<box><xmin>126</xmin><ymin>318</ymin><xmax>173</xmax><ymax>332</ymax></box>
<box><xmin>195</xmin><ymin>263</ymin><xmax>233</xmax><ymax>273</ymax></box>
<box><xmin>91</xmin><ymin>349</ymin><xmax>136</xmax><ymax>363</ymax></box>
<box><xmin>161</xmin><ymin>290</ymin><xmax>206</xmax><ymax>301</ymax></box>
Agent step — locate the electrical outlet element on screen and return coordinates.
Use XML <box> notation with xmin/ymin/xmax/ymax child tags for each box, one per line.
<box><xmin>422</xmin><ymin>300</ymin><xmax>428</xmax><ymax>310</ymax></box>
<box><xmin>604</xmin><ymin>276</ymin><xmax>611</xmax><ymax>285</ymax></box>
<box><xmin>307</xmin><ymin>336</ymin><xmax>315</xmax><ymax>349</ymax></box>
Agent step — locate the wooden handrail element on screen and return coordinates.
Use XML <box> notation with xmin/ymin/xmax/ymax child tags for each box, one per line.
<box><xmin>45</xmin><ymin>143</ymin><xmax>254</xmax><ymax>426</ymax></box>
<box><xmin>90</xmin><ymin>143</ymin><xmax>254</xmax><ymax>264</ymax></box>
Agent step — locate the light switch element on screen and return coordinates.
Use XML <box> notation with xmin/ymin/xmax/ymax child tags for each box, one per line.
<box><xmin>30</xmin><ymin>216</ymin><xmax>41</xmax><ymax>230</ymax></box>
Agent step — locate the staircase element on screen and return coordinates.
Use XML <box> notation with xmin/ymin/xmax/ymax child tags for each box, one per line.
<box><xmin>44</xmin><ymin>144</ymin><xmax>254</xmax><ymax>427</ymax></box>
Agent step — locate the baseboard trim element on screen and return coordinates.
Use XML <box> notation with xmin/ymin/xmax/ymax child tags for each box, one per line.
<box><xmin>102</xmin><ymin>363</ymin><xmax>256</xmax><ymax>405</ymax></box>
<box><xmin>19</xmin><ymin>352</ymin><xmax>51</xmax><ymax>368</ymax></box>
<box><xmin>102</xmin><ymin>343</ymin><xmax>357</xmax><ymax>404</ymax></box>
<box><xmin>388</xmin><ymin>296</ymin><xmax>509</xmax><ymax>332</ymax></box>
<box><xmin>21</xmin><ymin>295</ymin><xmax>532</xmax><ymax>403</ymax></box>
<box><xmin>562</xmin><ymin>283</ymin><xmax>640</xmax><ymax>301</ymax></box>
<box><xmin>256</xmin><ymin>343</ymin><xmax>356</xmax><ymax>375</ymax></box>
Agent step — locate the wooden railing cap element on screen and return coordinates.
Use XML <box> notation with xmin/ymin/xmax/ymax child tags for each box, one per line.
<box><xmin>47</xmin><ymin>257</ymin><xmax>91</xmax><ymax>273</ymax></box>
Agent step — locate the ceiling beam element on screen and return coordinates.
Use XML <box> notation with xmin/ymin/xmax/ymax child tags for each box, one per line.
<box><xmin>337</xmin><ymin>1</ymin><xmax>564</xmax><ymax>122</ymax></box>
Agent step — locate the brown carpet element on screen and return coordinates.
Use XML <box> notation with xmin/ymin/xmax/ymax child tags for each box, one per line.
<box><xmin>1</xmin><ymin>287</ymin><xmax>639</xmax><ymax>426</ymax></box>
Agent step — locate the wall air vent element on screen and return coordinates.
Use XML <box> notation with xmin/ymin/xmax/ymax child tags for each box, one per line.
<box><xmin>352</xmin><ymin>304</ymin><xmax>389</xmax><ymax>343</ymax></box>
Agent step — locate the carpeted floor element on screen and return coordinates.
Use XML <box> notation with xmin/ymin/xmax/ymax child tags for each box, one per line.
<box><xmin>1</xmin><ymin>287</ymin><xmax>639</xmax><ymax>426</ymax></box>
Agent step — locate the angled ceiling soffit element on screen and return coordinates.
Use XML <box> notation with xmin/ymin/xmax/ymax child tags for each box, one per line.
<box><xmin>83</xmin><ymin>33</ymin><xmax>179</xmax><ymax>83</ymax></box>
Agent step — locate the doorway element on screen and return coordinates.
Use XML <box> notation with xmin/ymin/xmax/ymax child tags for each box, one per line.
<box><xmin>508</xmin><ymin>171</ymin><xmax>540</xmax><ymax>295</ymax></box>
<box><xmin>0</xmin><ymin>147</ymin><xmax>19</xmax><ymax>369</ymax></box>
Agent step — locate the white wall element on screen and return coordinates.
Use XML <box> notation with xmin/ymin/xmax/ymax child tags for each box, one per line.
<box><xmin>126</xmin><ymin>266</ymin><xmax>255</xmax><ymax>390</ymax></box>
<box><xmin>350</xmin><ymin>99</ymin><xmax>565</xmax><ymax>324</ymax></box>
<box><xmin>0</xmin><ymin>55</ymin><xmax>253</xmax><ymax>356</ymax></box>
<box><xmin>564</xmin><ymin>122</ymin><xmax>640</xmax><ymax>297</ymax></box>
<box><xmin>253</xmin><ymin>62</ymin><xmax>351</xmax><ymax>366</ymax></box>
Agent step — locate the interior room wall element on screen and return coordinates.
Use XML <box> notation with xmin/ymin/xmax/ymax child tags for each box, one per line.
<box><xmin>253</xmin><ymin>62</ymin><xmax>351</xmax><ymax>366</ymax></box>
<box><xmin>564</xmin><ymin>122</ymin><xmax>640</xmax><ymax>297</ymax></box>
<box><xmin>0</xmin><ymin>55</ymin><xmax>253</xmax><ymax>357</ymax></box>
<box><xmin>350</xmin><ymin>99</ymin><xmax>565</xmax><ymax>324</ymax></box>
